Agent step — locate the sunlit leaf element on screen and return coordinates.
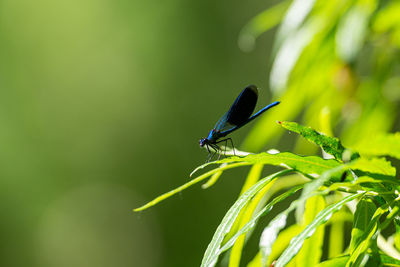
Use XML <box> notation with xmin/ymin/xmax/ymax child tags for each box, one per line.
<box><xmin>352</xmin><ymin>133</ymin><xmax>400</xmax><ymax>160</ymax></box>
<box><xmin>214</xmin><ymin>185</ymin><xmax>303</xmax><ymax>266</ymax></box>
<box><xmin>275</xmin><ymin>192</ymin><xmax>364</xmax><ymax>267</ymax></box>
<box><xmin>228</xmin><ymin>173</ymin><xmax>275</xmax><ymax>267</ymax></box>
<box><xmin>223</xmin><ymin>164</ymin><xmax>265</xmax><ymax>245</ymax></box>
<box><xmin>264</xmin><ymin>224</ymin><xmax>303</xmax><ymax>266</ymax></box>
<box><xmin>346</xmin><ymin>203</ymin><xmax>390</xmax><ymax>266</ymax></box>
<box><xmin>295</xmin><ymin>195</ymin><xmax>326</xmax><ymax>266</ymax></box>
<box><xmin>278</xmin><ymin>121</ymin><xmax>347</xmax><ymax>160</ymax></box>
<box><xmin>328</xmin><ymin>211</ymin><xmax>347</xmax><ymax>258</ymax></box>
<box><xmin>259</xmin><ymin>165</ymin><xmax>347</xmax><ymax>266</ymax></box>
<box><xmin>193</xmin><ymin>152</ymin><xmax>341</xmax><ymax>177</ymax></box>
<box><xmin>260</xmin><ymin>213</ymin><xmax>288</xmax><ymax>266</ymax></box>
<box><xmin>316</xmin><ymin>255</ymin><xmax>349</xmax><ymax>267</ymax></box>
<box><xmin>348</xmin><ymin>157</ymin><xmax>396</xmax><ymax>177</ymax></box>
<box><xmin>317</xmin><ymin>252</ymin><xmax>400</xmax><ymax>267</ymax></box>
<box><xmin>200</xmin><ymin>170</ymin><xmax>292</xmax><ymax>267</ymax></box>
<box><xmin>374</xmin><ymin>2</ymin><xmax>400</xmax><ymax>29</ymax></box>
<box><xmin>134</xmin><ymin>162</ymin><xmax>248</xmax><ymax>211</ymax></box>
<box><xmin>349</xmin><ymin>199</ymin><xmax>377</xmax><ymax>253</ymax></box>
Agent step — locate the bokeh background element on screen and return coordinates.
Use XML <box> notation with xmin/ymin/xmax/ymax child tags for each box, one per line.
<box><xmin>0</xmin><ymin>0</ymin><xmax>279</xmax><ymax>266</ymax></box>
<box><xmin>1</xmin><ymin>0</ymin><xmax>400</xmax><ymax>266</ymax></box>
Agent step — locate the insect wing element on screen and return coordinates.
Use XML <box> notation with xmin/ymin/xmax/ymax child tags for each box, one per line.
<box><xmin>226</xmin><ymin>85</ymin><xmax>258</xmax><ymax>126</ymax></box>
<box><xmin>213</xmin><ymin>111</ymin><xmax>236</xmax><ymax>133</ymax></box>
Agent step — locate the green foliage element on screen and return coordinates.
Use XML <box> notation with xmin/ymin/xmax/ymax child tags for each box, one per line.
<box><xmin>136</xmin><ymin>0</ymin><xmax>400</xmax><ymax>266</ymax></box>
<box><xmin>278</xmin><ymin>121</ymin><xmax>346</xmax><ymax>160</ymax></box>
<box><xmin>135</xmin><ymin>119</ymin><xmax>400</xmax><ymax>266</ymax></box>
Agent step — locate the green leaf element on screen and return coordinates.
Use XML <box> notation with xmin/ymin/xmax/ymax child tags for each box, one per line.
<box><xmin>275</xmin><ymin>192</ymin><xmax>365</xmax><ymax>267</ymax></box>
<box><xmin>223</xmin><ymin>164</ymin><xmax>265</xmax><ymax>244</ymax></box>
<box><xmin>193</xmin><ymin>152</ymin><xmax>341</xmax><ymax>177</ymax></box>
<box><xmin>316</xmin><ymin>255</ymin><xmax>349</xmax><ymax>267</ymax></box>
<box><xmin>207</xmin><ymin>185</ymin><xmax>303</xmax><ymax>267</ymax></box>
<box><xmin>265</xmin><ymin>224</ymin><xmax>303</xmax><ymax>266</ymax></box>
<box><xmin>317</xmin><ymin>253</ymin><xmax>400</xmax><ymax>267</ymax></box>
<box><xmin>258</xmin><ymin>165</ymin><xmax>347</xmax><ymax>266</ymax></box>
<box><xmin>372</xmin><ymin>2</ymin><xmax>400</xmax><ymax>33</ymax></box>
<box><xmin>394</xmin><ymin>223</ymin><xmax>400</xmax><ymax>251</ymax></box>
<box><xmin>352</xmin><ymin>133</ymin><xmax>400</xmax><ymax>160</ymax></box>
<box><xmin>346</xmin><ymin>204</ymin><xmax>390</xmax><ymax>267</ymax></box>
<box><xmin>328</xmin><ymin>212</ymin><xmax>346</xmax><ymax>258</ymax></box>
<box><xmin>228</xmin><ymin>172</ymin><xmax>275</xmax><ymax>267</ymax></box>
<box><xmin>349</xmin><ymin>157</ymin><xmax>396</xmax><ymax>177</ymax></box>
<box><xmin>278</xmin><ymin>121</ymin><xmax>347</xmax><ymax>160</ymax></box>
<box><xmin>379</xmin><ymin>252</ymin><xmax>400</xmax><ymax>265</ymax></box>
<box><xmin>134</xmin><ymin>162</ymin><xmax>248</xmax><ymax>211</ymax></box>
<box><xmin>201</xmin><ymin>163</ymin><xmax>227</xmax><ymax>189</ymax></box>
<box><xmin>136</xmin><ymin>151</ymin><xmax>342</xmax><ymax>212</ymax></box>
<box><xmin>349</xmin><ymin>199</ymin><xmax>377</xmax><ymax>253</ymax></box>
<box><xmin>295</xmin><ymin>195</ymin><xmax>326</xmax><ymax>266</ymax></box>
<box><xmin>200</xmin><ymin>169</ymin><xmax>292</xmax><ymax>267</ymax></box>
<box><xmin>259</xmin><ymin>213</ymin><xmax>288</xmax><ymax>266</ymax></box>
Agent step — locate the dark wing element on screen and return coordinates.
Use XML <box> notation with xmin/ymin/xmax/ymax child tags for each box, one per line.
<box><xmin>213</xmin><ymin>85</ymin><xmax>259</xmax><ymax>133</ymax></box>
<box><xmin>226</xmin><ymin>85</ymin><xmax>258</xmax><ymax>126</ymax></box>
<box><xmin>213</xmin><ymin>111</ymin><xmax>236</xmax><ymax>133</ymax></box>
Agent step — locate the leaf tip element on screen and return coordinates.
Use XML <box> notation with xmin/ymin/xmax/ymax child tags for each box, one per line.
<box><xmin>133</xmin><ymin>207</ymin><xmax>143</xmax><ymax>212</ymax></box>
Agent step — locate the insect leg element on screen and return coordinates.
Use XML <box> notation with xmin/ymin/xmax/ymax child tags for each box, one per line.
<box><xmin>210</xmin><ymin>144</ymin><xmax>221</xmax><ymax>160</ymax></box>
<box><xmin>228</xmin><ymin>138</ymin><xmax>236</xmax><ymax>156</ymax></box>
<box><xmin>208</xmin><ymin>144</ymin><xmax>219</xmax><ymax>162</ymax></box>
<box><xmin>215</xmin><ymin>138</ymin><xmax>235</xmax><ymax>156</ymax></box>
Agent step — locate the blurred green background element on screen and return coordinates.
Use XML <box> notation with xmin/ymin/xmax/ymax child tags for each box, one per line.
<box><xmin>1</xmin><ymin>0</ymin><xmax>400</xmax><ymax>266</ymax></box>
<box><xmin>0</xmin><ymin>0</ymin><xmax>279</xmax><ymax>266</ymax></box>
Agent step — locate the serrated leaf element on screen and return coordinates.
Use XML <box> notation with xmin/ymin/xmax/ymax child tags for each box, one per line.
<box><xmin>278</xmin><ymin>121</ymin><xmax>346</xmax><ymax>160</ymax></box>
<box><xmin>353</xmin><ymin>133</ymin><xmax>400</xmax><ymax>160</ymax></box>
<box><xmin>200</xmin><ymin>170</ymin><xmax>292</xmax><ymax>267</ymax></box>
<box><xmin>275</xmin><ymin>192</ymin><xmax>365</xmax><ymax>267</ymax></box>
<box><xmin>295</xmin><ymin>195</ymin><xmax>326</xmax><ymax>266</ymax></box>
<box><xmin>349</xmin><ymin>199</ymin><xmax>377</xmax><ymax>253</ymax></box>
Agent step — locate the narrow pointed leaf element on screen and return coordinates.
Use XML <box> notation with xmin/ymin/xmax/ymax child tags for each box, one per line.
<box><xmin>201</xmin><ymin>169</ymin><xmax>292</xmax><ymax>267</ymax></box>
<box><xmin>349</xmin><ymin>199</ymin><xmax>377</xmax><ymax>253</ymax></box>
<box><xmin>295</xmin><ymin>195</ymin><xmax>326</xmax><ymax>266</ymax></box>
<box><xmin>275</xmin><ymin>192</ymin><xmax>365</xmax><ymax>267</ymax></box>
<box><xmin>211</xmin><ymin>185</ymin><xmax>303</xmax><ymax>266</ymax></box>
<box><xmin>134</xmin><ymin>162</ymin><xmax>248</xmax><ymax>211</ymax></box>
